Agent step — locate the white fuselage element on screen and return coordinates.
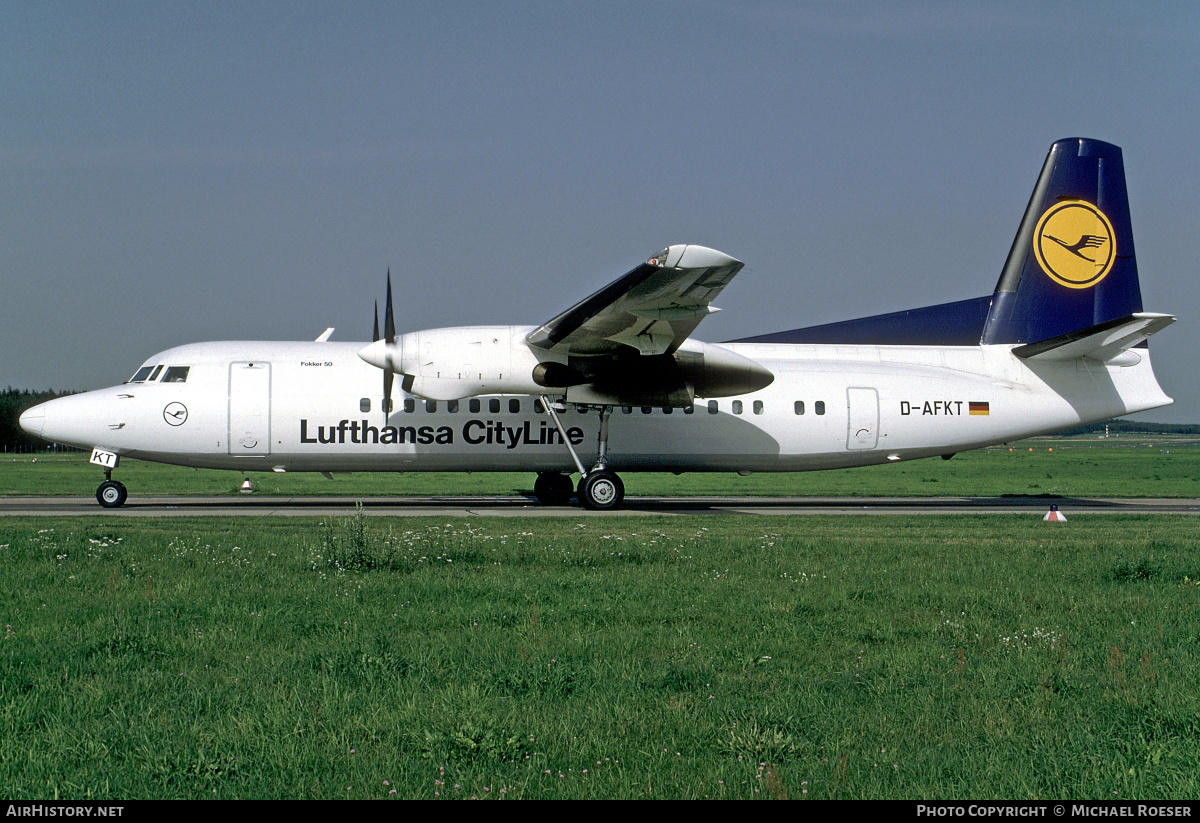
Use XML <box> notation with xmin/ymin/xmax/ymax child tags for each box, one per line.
<box><xmin>25</xmin><ymin>332</ymin><xmax>1172</xmax><ymax>475</ymax></box>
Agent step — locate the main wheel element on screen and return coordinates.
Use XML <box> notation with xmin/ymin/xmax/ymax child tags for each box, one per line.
<box><xmin>534</xmin><ymin>472</ymin><xmax>574</xmax><ymax>505</ymax></box>
<box><xmin>578</xmin><ymin>471</ymin><xmax>624</xmax><ymax>510</ymax></box>
<box><xmin>96</xmin><ymin>480</ymin><xmax>128</xmax><ymax>509</ymax></box>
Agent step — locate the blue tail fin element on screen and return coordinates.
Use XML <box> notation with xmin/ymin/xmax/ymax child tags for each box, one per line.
<box><xmin>982</xmin><ymin>138</ymin><xmax>1142</xmax><ymax>345</ymax></box>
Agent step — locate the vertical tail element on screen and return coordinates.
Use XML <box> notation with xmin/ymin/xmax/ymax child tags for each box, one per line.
<box><xmin>982</xmin><ymin>138</ymin><xmax>1142</xmax><ymax>345</ymax></box>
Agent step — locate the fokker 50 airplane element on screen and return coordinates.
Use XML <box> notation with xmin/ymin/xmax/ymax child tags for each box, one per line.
<box><xmin>19</xmin><ymin>138</ymin><xmax>1175</xmax><ymax>509</ymax></box>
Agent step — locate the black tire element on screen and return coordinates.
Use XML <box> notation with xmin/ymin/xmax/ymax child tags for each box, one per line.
<box><xmin>578</xmin><ymin>471</ymin><xmax>624</xmax><ymax>510</ymax></box>
<box><xmin>534</xmin><ymin>472</ymin><xmax>574</xmax><ymax>505</ymax></box>
<box><xmin>96</xmin><ymin>480</ymin><xmax>127</xmax><ymax>509</ymax></box>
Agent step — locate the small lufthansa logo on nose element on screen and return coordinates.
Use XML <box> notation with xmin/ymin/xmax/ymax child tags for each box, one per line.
<box><xmin>163</xmin><ymin>402</ymin><xmax>188</xmax><ymax>426</ymax></box>
<box><xmin>1033</xmin><ymin>199</ymin><xmax>1116</xmax><ymax>289</ymax></box>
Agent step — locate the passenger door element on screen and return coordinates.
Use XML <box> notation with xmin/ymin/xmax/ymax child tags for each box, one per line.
<box><xmin>228</xmin><ymin>362</ymin><xmax>271</xmax><ymax>455</ymax></box>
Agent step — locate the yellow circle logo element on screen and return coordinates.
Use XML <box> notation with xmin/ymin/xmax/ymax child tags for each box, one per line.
<box><xmin>1033</xmin><ymin>199</ymin><xmax>1116</xmax><ymax>289</ymax></box>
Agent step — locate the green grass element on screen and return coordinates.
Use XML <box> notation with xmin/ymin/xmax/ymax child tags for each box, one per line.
<box><xmin>3</xmin><ymin>514</ymin><xmax>1199</xmax><ymax>798</ymax></box>
<box><xmin>4</xmin><ymin>436</ymin><xmax>1200</xmax><ymax>499</ymax></box>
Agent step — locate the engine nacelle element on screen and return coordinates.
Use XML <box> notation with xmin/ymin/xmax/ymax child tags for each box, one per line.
<box><xmin>672</xmin><ymin>339</ymin><xmax>774</xmax><ymax>398</ymax></box>
<box><xmin>359</xmin><ymin>326</ymin><xmax>552</xmax><ymax>400</ymax></box>
<box><xmin>563</xmin><ymin>340</ymin><xmax>773</xmax><ymax>406</ymax></box>
<box><xmin>359</xmin><ymin>329</ymin><xmax>772</xmax><ymax>404</ymax></box>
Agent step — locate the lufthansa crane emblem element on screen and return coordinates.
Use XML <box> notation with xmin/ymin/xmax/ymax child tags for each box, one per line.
<box><xmin>163</xmin><ymin>402</ymin><xmax>188</xmax><ymax>426</ymax></box>
<box><xmin>1033</xmin><ymin>199</ymin><xmax>1116</xmax><ymax>289</ymax></box>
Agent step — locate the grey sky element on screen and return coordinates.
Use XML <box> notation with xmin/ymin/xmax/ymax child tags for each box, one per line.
<box><xmin>4</xmin><ymin>1</ymin><xmax>1198</xmax><ymax>421</ymax></box>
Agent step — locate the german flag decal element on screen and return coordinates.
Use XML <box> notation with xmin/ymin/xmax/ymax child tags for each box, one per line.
<box><xmin>969</xmin><ymin>401</ymin><xmax>990</xmax><ymax>416</ymax></box>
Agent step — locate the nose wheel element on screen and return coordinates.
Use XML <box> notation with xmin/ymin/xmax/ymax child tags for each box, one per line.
<box><xmin>96</xmin><ymin>479</ymin><xmax>128</xmax><ymax>508</ymax></box>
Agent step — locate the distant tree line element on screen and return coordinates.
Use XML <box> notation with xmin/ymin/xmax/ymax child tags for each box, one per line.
<box><xmin>1051</xmin><ymin>419</ymin><xmax>1200</xmax><ymax>437</ymax></box>
<box><xmin>0</xmin><ymin>387</ymin><xmax>80</xmax><ymax>451</ymax></box>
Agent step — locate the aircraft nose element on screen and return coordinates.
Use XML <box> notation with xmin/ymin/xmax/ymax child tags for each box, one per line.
<box><xmin>18</xmin><ymin>404</ymin><xmax>45</xmax><ymax>437</ymax></box>
<box><xmin>18</xmin><ymin>391</ymin><xmax>122</xmax><ymax>450</ymax></box>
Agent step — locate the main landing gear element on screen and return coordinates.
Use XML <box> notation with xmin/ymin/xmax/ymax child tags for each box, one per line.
<box><xmin>539</xmin><ymin>397</ymin><xmax>626</xmax><ymax>510</ymax></box>
<box><xmin>533</xmin><ymin>471</ymin><xmax>574</xmax><ymax>506</ymax></box>
<box><xmin>533</xmin><ymin>468</ymin><xmax>625</xmax><ymax>510</ymax></box>
<box><xmin>96</xmin><ymin>470</ymin><xmax>128</xmax><ymax>508</ymax></box>
<box><xmin>577</xmin><ymin>469</ymin><xmax>624</xmax><ymax>510</ymax></box>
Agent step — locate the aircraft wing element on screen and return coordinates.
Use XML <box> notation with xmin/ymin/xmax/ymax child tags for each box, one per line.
<box><xmin>525</xmin><ymin>245</ymin><xmax>743</xmax><ymax>357</ymax></box>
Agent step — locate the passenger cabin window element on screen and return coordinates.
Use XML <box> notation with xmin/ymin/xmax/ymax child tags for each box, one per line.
<box><xmin>426</xmin><ymin>400</ymin><xmax>437</xmax><ymax>413</ymax></box>
<box><xmin>360</xmin><ymin>398</ymin><xmax>371</xmax><ymax>413</ymax></box>
<box><xmin>489</xmin><ymin>399</ymin><xmax>500</xmax><ymax>414</ymax></box>
<box><xmin>447</xmin><ymin>400</ymin><xmax>459</xmax><ymax>413</ymax></box>
<box><xmin>794</xmin><ymin>401</ymin><xmax>805</xmax><ymax>415</ymax></box>
<box><xmin>732</xmin><ymin>400</ymin><xmax>743</xmax><ymax>415</ymax></box>
<box><xmin>469</xmin><ymin>399</ymin><xmax>480</xmax><ymax>413</ymax></box>
<box><xmin>815</xmin><ymin>401</ymin><xmax>826</xmax><ymax>415</ymax></box>
<box><xmin>753</xmin><ymin>400</ymin><xmax>764</xmax><ymax>415</ymax></box>
<box><xmin>404</xmin><ymin>398</ymin><xmax>415</xmax><ymax>414</ymax></box>
<box><xmin>161</xmin><ymin>366</ymin><xmax>190</xmax><ymax>383</ymax></box>
<box><xmin>707</xmin><ymin>400</ymin><xmax>718</xmax><ymax>414</ymax></box>
<box><xmin>509</xmin><ymin>399</ymin><xmax>520</xmax><ymax>413</ymax></box>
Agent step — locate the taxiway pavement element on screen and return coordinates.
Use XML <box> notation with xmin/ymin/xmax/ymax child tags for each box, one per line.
<box><xmin>2</xmin><ymin>495</ymin><xmax>1199</xmax><ymax>517</ymax></box>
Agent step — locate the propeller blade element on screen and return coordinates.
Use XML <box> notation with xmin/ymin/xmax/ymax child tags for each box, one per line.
<box><xmin>373</xmin><ymin>300</ymin><xmax>380</xmax><ymax>343</ymax></box>
<box><xmin>382</xmin><ymin>269</ymin><xmax>396</xmax><ymax>418</ymax></box>
<box><xmin>384</xmin><ymin>268</ymin><xmax>395</xmax><ymax>345</ymax></box>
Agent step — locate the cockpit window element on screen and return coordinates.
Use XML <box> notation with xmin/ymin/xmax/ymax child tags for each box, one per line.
<box><xmin>161</xmin><ymin>366</ymin><xmax>190</xmax><ymax>383</ymax></box>
<box><xmin>148</xmin><ymin>365</ymin><xmax>164</xmax><ymax>381</ymax></box>
<box><xmin>127</xmin><ymin>366</ymin><xmax>155</xmax><ymax>383</ymax></box>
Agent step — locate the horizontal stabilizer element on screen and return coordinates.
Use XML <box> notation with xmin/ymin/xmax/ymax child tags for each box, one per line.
<box><xmin>1012</xmin><ymin>312</ymin><xmax>1174</xmax><ymax>362</ymax></box>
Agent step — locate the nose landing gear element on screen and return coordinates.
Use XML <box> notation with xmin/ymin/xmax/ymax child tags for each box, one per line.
<box><xmin>96</xmin><ymin>471</ymin><xmax>128</xmax><ymax>508</ymax></box>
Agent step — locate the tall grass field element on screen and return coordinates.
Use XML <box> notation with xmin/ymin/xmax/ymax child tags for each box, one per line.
<box><xmin>2</xmin><ymin>513</ymin><xmax>1198</xmax><ymax>798</ymax></box>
